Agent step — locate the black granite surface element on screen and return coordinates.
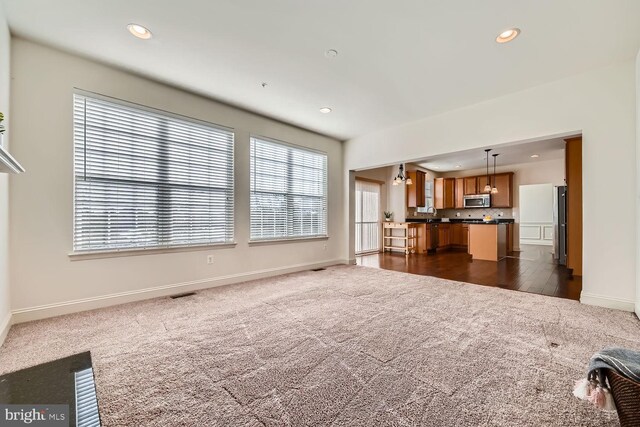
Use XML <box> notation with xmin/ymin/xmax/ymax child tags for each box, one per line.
<box><xmin>404</xmin><ymin>217</ymin><xmax>515</xmax><ymax>224</ymax></box>
<box><xmin>0</xmin><ymin>352</ymin><xmax>100</xmax><ymax>426</ymax></box>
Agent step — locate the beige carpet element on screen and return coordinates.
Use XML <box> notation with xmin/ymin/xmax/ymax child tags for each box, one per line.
<box><xmin>1</xmin><ymin>265</ymin><xmax>638</xmax><ymax>426</ymax></box>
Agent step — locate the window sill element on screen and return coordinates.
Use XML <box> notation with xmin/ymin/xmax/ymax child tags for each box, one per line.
<box><xmin>68</xmin><ymin>242</ymin><xmax>237</xmax><ymax>261</ymax></box>
<box><xmin>248</xmin><ymin>236</ymin><xmax>329</xmax><ymax>246</ymax></box>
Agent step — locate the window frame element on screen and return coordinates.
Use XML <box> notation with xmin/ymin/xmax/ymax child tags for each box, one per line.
<box><xmin>71</xmin><ymin>89</ymin><xmax>236</xmax><ymax>256</ymax></box>
<box><xmin>249</xmin><ymin>135</ymin><xmax>328</xmax><ymax>243</ymax></box>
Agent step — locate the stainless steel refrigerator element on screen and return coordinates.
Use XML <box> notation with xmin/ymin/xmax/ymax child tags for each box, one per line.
<box><xmin>553</xmin><ymin>186</ymin><xmax>567</xmax><ymax>265</ymax></box>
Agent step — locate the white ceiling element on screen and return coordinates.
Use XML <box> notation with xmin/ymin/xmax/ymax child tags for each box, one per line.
<box><xmin>415</xmin><ymin>137</ymin><xmax>567</xmax><ymax>172</ymax></box>
<box><xmin>2</xmin><ymin>1</ymin><xmax>640</xmax><ymax>140</ymax></box>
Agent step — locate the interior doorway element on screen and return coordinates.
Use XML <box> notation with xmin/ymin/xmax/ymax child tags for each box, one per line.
<box><xmin>355</xmin><ymin>179</ymin><xmax>381</xmax><ymax>254</ymax></box>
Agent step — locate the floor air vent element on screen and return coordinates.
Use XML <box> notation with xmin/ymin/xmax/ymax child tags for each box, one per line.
<box><xmin>311</xmin><ymin>268</ymin><xmax>326</xmax><ymax>272</ymax></box>
<box><xmin>170</xmin><ymin>292</ymin><xmax>196</xmax><ymax>299</ymax></box>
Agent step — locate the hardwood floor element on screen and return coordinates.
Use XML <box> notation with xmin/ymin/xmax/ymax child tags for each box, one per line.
<box><xmin>356</xmin><ymin>244</ymin><xmax>582</xmax><ymax>301</ymax></box>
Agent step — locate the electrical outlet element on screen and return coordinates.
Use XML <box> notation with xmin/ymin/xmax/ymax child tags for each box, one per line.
<box><xmin>207</xmin><ymin>255</ymin><xmax>214</xmax><ymax>264</ymax></box>
<box><xmin>323</xmin><ymin>244</ymin><xmax>327</xmax><ymax>250</ymax></box>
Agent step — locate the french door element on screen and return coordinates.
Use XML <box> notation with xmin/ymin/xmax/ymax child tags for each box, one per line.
<box><xmin>355</xmin><ymin>180</ymin><xmax>381</xmax><ymax>254</ymax></box>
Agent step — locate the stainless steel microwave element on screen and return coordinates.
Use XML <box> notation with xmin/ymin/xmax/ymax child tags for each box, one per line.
<box><xmin>463</xmin><ymin>194</ymin><xmax>491</xmax><ymax>208</ymax></box>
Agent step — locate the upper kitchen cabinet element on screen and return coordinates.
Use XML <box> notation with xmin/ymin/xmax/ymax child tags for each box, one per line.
<box><xmin>463</xmin><ymin>177</ymin><xmax>478</xmax><ymax>195</ymax></box>
<box><xmin>491</xmin><ymin>172</ymin><xmax>514</xmax><ymax>208</ymax></box>
<box><xmin>434</xmin><ymin>177</ymin><xmax>455</xmax><ymax>209</ymax></box>
<box><xmin>407</xmin><ymin>170</ymin><xmax>426</xmax><ymax>207</ymax></box>
<box><xmin>455</xmin><ymin>178</ymin><xmax>465</xmax><ymax>209</ymax></box>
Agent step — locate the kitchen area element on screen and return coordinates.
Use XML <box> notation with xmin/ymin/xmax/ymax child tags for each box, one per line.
<box><xmin>355</xmin><ymin>137</ymin><xmax>582</xmax><ymax>300</ymax></box>
<box><xmin>383</xmin><ymin>162</ymin><xmax>515</xmax><ymax>261</ymax></box>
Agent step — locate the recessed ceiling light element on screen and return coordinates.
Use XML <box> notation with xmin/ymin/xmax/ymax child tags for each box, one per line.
<box><xmin>531</xmin><ymin>154</ymin><xmax>539</xmax><ymax>158</ymax></box>
<box><xmin>324</xmin><ymin>49</ymin><xmax>338</xmax><ymax>58</ymax></box>
<box><xmin>455</xmin><ymin>165</ymin><xmax>462</xmax><ymax>168</ymax></box>
<box><xmin>127</xmin><ymin>23</ymin><xmax>152</xmax><ymax>40</ymax></box>
<box><xmin>496</xmin><ymin>28</ymin><xmax>520</xmax><ymax>44</ymax></box>
<box><xmin>319</xmin><ymin>107</ymin><xmax>332</xmax><ymax>114</ymax></box>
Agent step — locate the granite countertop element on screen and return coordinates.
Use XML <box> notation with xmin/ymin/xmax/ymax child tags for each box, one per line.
<box><xmin>404</xmin><ymin>217</ymin><xmax>515</xmax><ymax>224</ymax></box>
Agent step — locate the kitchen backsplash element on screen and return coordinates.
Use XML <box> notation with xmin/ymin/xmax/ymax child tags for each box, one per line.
<box><xmin>407</xmin><ymin>207</ymin><xmax>513</xmax><ymax>219</ymax></box>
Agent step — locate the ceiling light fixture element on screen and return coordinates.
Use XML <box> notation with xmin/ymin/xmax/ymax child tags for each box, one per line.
<box><xmin>496</xmin><ymin>27</ymin><xmax>520</xmax><ymax>43</ymax></box>
<box><xmin>455</xmin><ymin>165</ymin><xmax>462</xmax><ymax>168</ymax></box>
<box><xmin>483</xmin><ymin>149</ymin><xmax>492</xmax><ymax>193</ymax></box>
<box><xmin>127</xmin><ymin>23</ymin><xmax>152</xmax><ymax>40</ymax></box>
<box><xmin>324</xmin><ymin>49</ymin><xmax>338</xmax><ymax>58</ymax></box>
<box><xmin>531</xmin><ymin>154</ymin><xmax>539</xmax><ymax>158</ymax></box>
<box><xmin>319</xmin><ymin>107</ymin><xmax>332</xmax><ymax>114</ymax></box>
<box><xmin>491</xmin><ymin>154</ymin><xmax>499</xmax><ymax>194</ymax></box>
<box><xmin>392</xmin><ymin>164</ymin><xmax>412</xmax><ymax>186</ymax></box>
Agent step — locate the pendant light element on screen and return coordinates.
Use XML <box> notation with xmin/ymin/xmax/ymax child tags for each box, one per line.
<box><xmin>491</xmin><ymin>153</ymin><xmax>499</xmax><ymax>194</ymax></box>
<box><xmin>392</xmin><ymin>164</ymin><xmax>412</xmax><ymax>186</ymax></box>
<box><xmin>483</xmin><ymin>149</ymin><xmax>492</xmax><ymax>193</ymax></box>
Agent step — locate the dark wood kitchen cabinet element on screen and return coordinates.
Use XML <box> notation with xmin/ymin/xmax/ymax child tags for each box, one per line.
<box><xmin>462</xmin><ymin>224</ymin><xmax>469</xmax><ymax>247</ymax></box>
<box><xmin>434</xmin><ymin>178</ymin><xmax>455</xmax><ymax>209</ymax></box>
<box><xmin>464</xmin><ymin>177</ymin><xmax>478</xmax><ymax>195</ymax></box>
<box><xmin>406</xmin><ymin>170</ymin><xmax>426</xmax><ymax>208</ymax></box>
<box><xmin>449</xmin><ymin>223</ymin><xmax>469</xmax><ymax>247</ymax></box>
<box><xmin>437</xmin><ymin>223</ymin><xmax>450</xmax><ymax>247</ymax></box>
<box><xmin>455</xmin><ymin>178</ymin><xmax>465</xmax><ymax>208</ymax></box>
<box><xmin>450</xmin><ymin>223</ymin><xmax>463</xmax><ymax>246</ymax></box>
<box><xmin>506</xmin><ymin>223</ymin><xmax>513</xmax><ymax>253</ymax></box>
<box><xmin>490</xmin><ymin>172</ymin><xmax>514</xmax><ymax>208</ymax></box>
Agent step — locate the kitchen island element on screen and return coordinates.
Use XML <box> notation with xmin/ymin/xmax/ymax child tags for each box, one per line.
<box><xmin>467</xmin><ymin>223</ymin><xmax>508</xmax><ymax>261</ymax></box>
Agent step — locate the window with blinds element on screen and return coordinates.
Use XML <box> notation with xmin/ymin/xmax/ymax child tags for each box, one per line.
<box><xmin>417</xmin><ymin>180</ymin><xmax>434</xmax><ymax>213</ymax></box>
<box><xmin>355</xmin><ymin>180</ymin><xmax>381</xmax><ymax>254</ymax></box>
<box><xmin>73</xmin><ymin>92</ymin><xmax>234</xmax><ymax>252</ymax></box>
<box><xmin>250</xmin><ymin>137</ymin><xmax>327</xmax><ymax>241</ymax></box>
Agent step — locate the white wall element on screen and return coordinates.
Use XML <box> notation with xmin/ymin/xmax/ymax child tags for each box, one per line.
<box><xmin>345</xmin><ymin>61</ymin><xmax>636</xmax><ymax>311</ymax></box>
<box><xmin>386</xmin><ymin>166</ymin><xmax>407</xmax><ymax>222</ymax></box>
<box><xmin>9</xmin><ymin>39</ymin><xmax>345</xmax><ymax>322</ymax></box>
<box><xmin>636</xmin><ymin>49</ymin><xmax>640</xmax><ymax>319</ymax></box>
<box><xmin>0</xmin><ymin>5</ymin><xmax>11</xmax><ymax>345</ymax></box>
<box><xmin>519</xmin><ymin>183</ymin><xmax>554</xmax><ymax>246</ymax></box>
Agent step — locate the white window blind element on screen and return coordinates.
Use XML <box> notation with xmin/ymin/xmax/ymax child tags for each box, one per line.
<box><xmin>355</xmin><ymin>180</ymin><xmax>381</xmax><ymax>254</ymax></box>
<box><xmin>73</xmin><ymin>93</ymin><xmax>234</xmax><ymax>252</ymax></box>
<box><xmin>250</xmin><ymin>137</ymin><xmax>327</xmax><ymax>240</ymax></box>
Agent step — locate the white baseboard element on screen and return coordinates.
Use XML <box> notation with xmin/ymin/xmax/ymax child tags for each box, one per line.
<box><xmin>581</xmin><ymin>292</ymin><xmax>636</xmax><ymax>312</ymax></box>
<box><xmin>519</xmin><ymin>240</ymin><xmax>552</xmax><ymax>246</ymax></box>
<box><xmin>0</xmin><ymin>311</ymin><xmax>11</xmax><ymax>348</ymax></box>
<box><xmin>12</xmin><ymin>259</ymin><xmax>348</xmax><ymax>324</ymax></box>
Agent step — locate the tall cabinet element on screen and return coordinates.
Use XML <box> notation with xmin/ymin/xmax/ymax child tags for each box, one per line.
<box><xmin>407</xmin><ymin>170</ymin><xmax>426</xmax><ymax>208</ymax></box>
<box><xmin>455</xmin><ymin>179</ymin><xmax>465</xmax><ymax>209</ymax></box>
